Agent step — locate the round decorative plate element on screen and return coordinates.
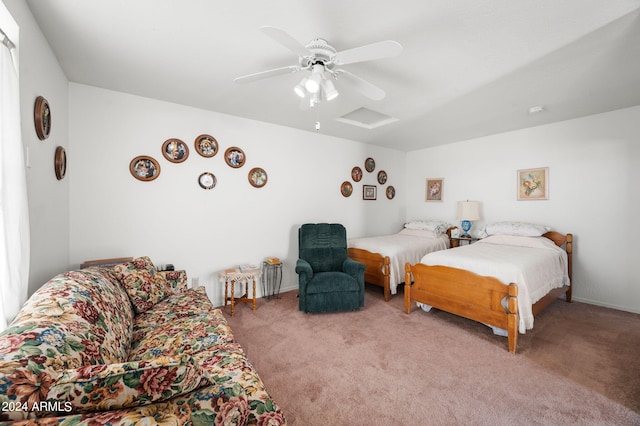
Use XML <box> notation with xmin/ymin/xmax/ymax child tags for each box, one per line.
<box><xmin>162</xmin><ymin>138</ymin><xmax>189</xmax><ymax>163</ymax></box>
<box><xmin>194</xmin><ymin>134</ymin><xmax>218</xmax><ymax>158</ymax></box>
<box><xmin>225</xmin><ymin>146</ymin><xmax>245</xmax><ymax>168</ymax></box>
<box><xmin>198</xmin><ymin>172</ymin><xmax>216</xmax><ymax>190</ymax></box>
<box><xmin>377</xmin><ymin>170</ymin><xmax>387</xmax><ymax>184</ymax></box>
<box><xmin>351</xmin><ymin>166</ymin><xmax>363</xmax><ymax>182</ymax></box>
<box><xmin>54</xmin><ymin>146</ymin><xmax>66</xmax><ymax>180</ymax></box>
<box><xmin>248</xmin><ymin>167</ymin><xmax>268</xmax><ymax>188</ymax></box>
<box><xmin>130</xmin><ymin>156</ymin><xmax>160</xmax><ymax>181</ymax></box>
<box><xmin>341</xmin><ymin>181</ymin><xmax>353</xmax><ymax>197</ymax></box>
<box><xmin>365</xmin><ymin>157</ymin><xmax>375</xmax><ymax>173</ymax></box>
<box><xmin>386</xmin><ymin>186</ymin><xmax>396</xmax><ymax>200</ymax></box>
<box><xmin>34</xmin><ymin>96</ymin><xmax>51</xmax><ymax>140</ymax></box>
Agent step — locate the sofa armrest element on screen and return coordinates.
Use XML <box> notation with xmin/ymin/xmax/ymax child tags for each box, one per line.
<box><xmin>295</xmin><ymin>259</ymin><xmax>313</xmax><ymax>284</ymax></box>
<box><xmin>158</xmin><ymin>270</ymin><xmax>188</xmax><ymax>295</ymax></box>
<box><xmin>343</xmin><ymin>258</ymin><xmax>365</xmax><ymax>282</ymax></box>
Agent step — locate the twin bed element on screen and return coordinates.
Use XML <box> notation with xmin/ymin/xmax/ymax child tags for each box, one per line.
<box><xmin>348</xmin><ymin>220</ymin><xmax>572</xmax><ymax>354</ymax></box>
<box><xmin>347</xmin><ymin>221</ymin><xmax>451</xmax><ymax>301</ymax></box>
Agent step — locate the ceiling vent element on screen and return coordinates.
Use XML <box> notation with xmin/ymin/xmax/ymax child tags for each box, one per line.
<box><xmin>336</xmin><ymin>107</ymin><xmax>398</xmax><ymax>129</ymax></box>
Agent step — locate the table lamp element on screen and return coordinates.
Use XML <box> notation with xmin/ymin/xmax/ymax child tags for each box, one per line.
<box><xmin>456</xmin><ymin>201</ymin><xmax>480</xmax><ymax>238</ymax></box>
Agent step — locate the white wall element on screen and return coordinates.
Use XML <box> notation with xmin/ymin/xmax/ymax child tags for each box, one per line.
<box><xmin>406</xmin><ymin>106</ymin><xmax>640</xmax><ymax>313</ymax></box>
<box><xmin>3</xmin><ymin>0</ymin><xmax>70</xmax><ymax>296</ymax></box>
<box><xmin>68</xmin><ymin>84</ymin><xmax>406</xmax><ymax>306</ymax></box>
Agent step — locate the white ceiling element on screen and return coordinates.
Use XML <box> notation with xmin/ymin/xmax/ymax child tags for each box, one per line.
<box><xmin>26</xmin><ymin>0</ymin><xmax>640</xmax><ymax>152</ymax></box>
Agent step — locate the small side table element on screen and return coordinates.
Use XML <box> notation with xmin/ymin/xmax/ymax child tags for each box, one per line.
<box><xmin>262</xmin><ymin>261</ymin><xmax>283</xmax><ymax>300</ymax></box>
<box><xmin>219</xmin><ymin>268</ymin><xmax>261</xmax><ymax>316</ymax></box>
<box><xmin>450</xmin><ymin>236</ymin><xmax>480</xmax><ymax>248</ymax></box>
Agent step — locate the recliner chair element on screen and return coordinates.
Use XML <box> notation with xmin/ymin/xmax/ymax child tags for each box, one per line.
<box><xmin>295</xmin><ymin>223</ymin><xmax>365</xmax><ymax>313</ymax></box>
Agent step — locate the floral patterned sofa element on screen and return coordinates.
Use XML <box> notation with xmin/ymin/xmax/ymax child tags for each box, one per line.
<box><xmin>0</xmin><ymin>257</ymin><xmax>285</xmax><ymax>425</ymax></box>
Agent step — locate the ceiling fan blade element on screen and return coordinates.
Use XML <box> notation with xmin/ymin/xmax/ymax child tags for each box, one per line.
<box><xmin>334</xmin><ymin>40</ymin><xmax>402</xmax><ymax>65</ymax></box>
<box><xmin>234</xmin><ymin>65</ymin><xmax>299</xmax><ymax>84</ymax></box>
<box><xmin>338</xmin><ymin>70</ymin><xmax>386</xmax><ymax>101</ymax></box>
<box><xmin>260</xmin><ymin>26</ymin><xmax>311</xmax><ymax>57</ymax></box>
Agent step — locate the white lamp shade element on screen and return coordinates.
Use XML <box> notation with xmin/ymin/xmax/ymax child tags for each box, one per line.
<box><xmin>294</xmin><ymin>81</ymin><xmax>307</xmax><ymax>98</ymax></box>
<box><xmin>456</xmin><ymin>201</ymin><xmax>480</xmax><ymax>221</ymax></box>
<box><xmin>323</xmin><ymin>79</ymin><xmax>339</xmax><ymax>101</ymax></box>
<box><xmin>305</xmin><ymin>74</ymin><xmax>321</xmax><ymax>93</ymax></box>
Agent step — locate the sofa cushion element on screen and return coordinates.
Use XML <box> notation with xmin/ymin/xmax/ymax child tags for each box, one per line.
<box><xmin>0</xmin><ymin>269</ymin><xmax>134</xmax><ymax>370</ymax></box>
<box><xmin>113</xmin><ymin>257</ymin><xmax>168</xmax><ymax>314</ymax></box>
<box><xmin>46</xmin><ymin>354</ymin><xmax>206</xmax><ymax>414</ymax></box>
<box><xmin>128</xmin><ymin>289</ymin><xmax>234</xmax><ymax>361</ymax></box>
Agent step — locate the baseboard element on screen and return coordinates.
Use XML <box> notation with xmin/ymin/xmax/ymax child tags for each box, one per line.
<box><xmin>571</xmin><ymin>296</ymin><xmax>640</xmax><ymax>315</ymax></box>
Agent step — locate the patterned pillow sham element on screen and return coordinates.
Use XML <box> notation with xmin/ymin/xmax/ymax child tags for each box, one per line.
<box><xmin>404</xmin><ymin>219</ymin><xmax>451</xmax><ymax>235</ymax></box>
<box><xmin>157</xmin><ymin>270</ymin><xmax>188</xmax><ymax>296</ymax></box>
<box><xmin>46</xmin><ymin>355</ymin><xmax>206</xmax><ymax>414</ymax></box>
<box><xmin>113</xmin><ymin>257</ymin><xmax>168</xmax><ymax>314</ymax></box>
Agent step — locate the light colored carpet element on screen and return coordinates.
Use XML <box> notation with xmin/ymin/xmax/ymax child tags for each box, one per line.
<box><xmin>223</xmin><ymin>286</ymin><xmax>640</xmax><ymax>425</ymax></box>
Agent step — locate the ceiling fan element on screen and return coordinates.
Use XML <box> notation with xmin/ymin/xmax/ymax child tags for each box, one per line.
<box><xmin>234</xmin><ymin>26</ymin><xmax>403</xmax><ymax>108</ymax></box>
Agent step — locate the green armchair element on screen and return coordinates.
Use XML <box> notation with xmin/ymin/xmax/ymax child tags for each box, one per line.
<box><xmin>295</xmin><ymin>223</ymin><xmax>365</xmax><ymax>313</ymax></box>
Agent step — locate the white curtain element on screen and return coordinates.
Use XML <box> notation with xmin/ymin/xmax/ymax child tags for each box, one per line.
<box><xmin>0</xmin><ymin>32</ymin><xmax>30</xmax><ymax>330</ymax></box>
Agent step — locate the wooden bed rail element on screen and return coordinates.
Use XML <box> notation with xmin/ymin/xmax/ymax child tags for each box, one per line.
<box><xmin>405</xmin><ymin>263</ymin><xmax>519</xmax><ymax>353</ymax></box>
<box><xmin>348</xmin><ymin>248</ymin><xmax>391</xmax><ymax>301</ymax></box>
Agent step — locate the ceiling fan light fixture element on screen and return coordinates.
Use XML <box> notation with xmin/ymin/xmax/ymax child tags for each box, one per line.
<box><xmin>294</xmin><ymin>80</ymin><xmax>307</xmax><ymax>98</ymax></box>
<box><xmin>305</xmin><ymin>74</ymin><xmax>321</xmax><ymax>93</ymax></box>
<box><xmin>323</xmin><ymin>79</ymin><xmax>339</xmax><ymax>101</ymax></box>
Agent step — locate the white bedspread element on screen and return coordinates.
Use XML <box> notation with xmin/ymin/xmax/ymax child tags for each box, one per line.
<box><xmin>348</xmin><ymin>233</ymin><xmax>449</xmax><ymax>294</ymax></box>
<box><xmin>419</xmin><ymin>234</ymin><xmax>570</xmax><ymax>333</ymax></box>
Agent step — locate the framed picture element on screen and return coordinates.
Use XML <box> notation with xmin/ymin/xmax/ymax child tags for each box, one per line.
<box><xmin>130</xmin><ymin>156</ymin><xmax>160</xmax><ymax>181</ymax></box>
<box><xmin>248</xmin><ymin>167</ymin><xmax>268</xmax><ymax>188</ymax></box>
<box><xmin>198</xmin><ymin>172</ymin><xmax>216</xmax><ymax>190</ymax></box>
<box><xmin>426</xmin><ymin>178</ymin><xmax>443</xmax><ymax>202</ymax></box>
<box><xmin>386</xmin><ymin>186</ymin><xmax>395</xmax><ymax>200</ymax></box>
<box><xmin>365</xmin><ymin>157</ymin><xmax>376</xmax><ymax>173</ymax></box>
<box><xmin>351</xmin><ymin>166</ymin><xmax>363</xmax><ymax>182</ymax></box>
<box><xmin>341</xmin><ymin>181</ymin><xmax>353</xmax><ymax>197</ymax></box>
<box><xmin>54</xmin><ymin>146</ymin><xmax>66</xmax><ymax>180</ymax></box>
<box><xmin>377</xmin><ymin>170</ymin><xmax>387</xmax><ymax>184</ymax></box>
<box><xmin>162</xmin><ymin>138</ymin><xmax>189</xmax><ymax>163</ymax></box>
<box><xmin>363</xmin><ymin>185</ymin><xmax>377</xmax><ymax>200</ymax></box>
<box><xmin>224</xmin><ymin>146</ymin><xmax>245</xmax><ymax>168</ymax></box>
<box><xmin>517</xmin><ymin>167</ymin><xmax>548</xmax><ymax>200</ymax></box>
<box><xmin>34</xmin><ymin>96</ymin><xmax>51</xmax><ymax>140</ymax></box>
<box><xmin>194</xmin><ymin>134</ymin><xmax>218</xmax><ymax>158</ymax></box>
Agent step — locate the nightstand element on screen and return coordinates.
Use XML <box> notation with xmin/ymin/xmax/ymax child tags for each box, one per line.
<box><xmin>450</xmin><ymin>236</ymin><xmax>480</xmax><ymax>248</ymax></box>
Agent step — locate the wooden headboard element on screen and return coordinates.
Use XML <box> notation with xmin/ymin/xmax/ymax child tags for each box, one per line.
<box><xmin>80</xmin><ymin>257</ymin><xmax>132</xmax><ymax>269</ymax></box>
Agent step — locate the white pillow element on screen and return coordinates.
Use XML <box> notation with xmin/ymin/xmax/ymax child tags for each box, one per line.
<box><xmin>404</xmin><ymin>220</ymin><xmax>451</xmax><ymax>235</ymax></box>
<box><xmin>398</xmin><ymin>228</ymin><xmax>438</xmax><ymax>239</ymax></box>
<box><xmin>483</xmin><ymin>221</ymin><xmax>551</xmax><ymax>237</ymax></box>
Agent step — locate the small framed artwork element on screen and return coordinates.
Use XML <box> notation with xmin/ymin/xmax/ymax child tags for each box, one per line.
<box><xmin>198</xmin><ymin>172</ymin><xmax>216</xmax><ymax>190</ymax></box>
<box><xmin>162</xmin><ymin>138</ymin><xmax>189</xmax><ymax>163</ymax></box>
<box><xmin>248</xmin><ymin>167</ymin><xmax>268</xmax><ymax>188</ymax></box>
<box><xmin>386</xmin><ymin>186</ymin><xmax>395</xmax><ymax>200</ymax></box>
<box><xmin>194</xmin><ymin>134</ymin><xmax>218</xmax><ymax>158</ymax></box>
<box><xmin>130</xmin><ymin>156</ymin><xmax>160</xmax><ymax>181</ymax></box>
<box><xmin>34</xmin><ymin>96</ymin><xmax>51</xmax><ymax>140</ymax></box>
<box><xmin>365</xmin><ymin>157</ymin><xmax>376</xmax><ymax>173</ymax></box>
<box><xmin>225</xmin><ymin>146</ymin><xmax>245</xmax><ymax>168</ymax></box>
<box><xmin>54</xmin><ymin>146</ymin><xmax>66</xmax><ymax>180</ymax></box>
<box><xmin>351</xmin><ymin>166</ymin><xmax>363</xmax><ymax>182</ymax></box>
<box><xmin>363</xmin><ymin>185</ymin><xmax>377</xmax><ymax>200</ymax></box>
<box><xmin>426</xmin><ymin>178</ymin><xmax>443</xmax><ymax>202</ymax></box>
<box><xmin>377</xmin><ymin>170</ymin><xmax>387</xmax><ymax>184</ymax></box>
<box><xmin>341</xmin><ymin>181</ymin><xmax>353</xmax><ymax>197</ymax></box>
<box><xmin>517</xmin><ymin>167</ymin><xmax>549</xmax><ymax>200</ymax></box>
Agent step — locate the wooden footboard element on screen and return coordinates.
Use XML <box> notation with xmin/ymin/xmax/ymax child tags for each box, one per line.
<box><xmin>404</xmin><ymin>263</ymin><xmax>519</xmax><ymax>353</ymax></box>
<box><xmin>348</xmin><ymin>248</ymin><xmax>391</xmax><ymax>301</ymax></box>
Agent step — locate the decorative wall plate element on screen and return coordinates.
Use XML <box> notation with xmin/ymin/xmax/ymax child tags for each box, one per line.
<box><xmin>162</xmin><ymin>138</ymin><xmax>189</xmax><ymax>163</ymax></box>
<box><xmin>34</xmin><ymin>96</ymin><xmax>51</xmax><ymax>140</ymax></box>
<box><xmin>365</xmin><ymin>157</ymin><xmax>375</xmax><ymax>173</ymax></box>
<box><xmin>194</xmin><ymin>134</ymin><xmax>218</xmax><ymax>158</ymax></box>
<box><xmin>54</xmin><ymin>146</ymin><xmax>66</xmax><ymax>180</ymax></box>
<box><xmin>341</xmin><ymin>181</ymin><xmax>353</xmax><ymax>197</ymax></box>
<box><xmin>130</xmin><ymin>156</ymin><xmax>160</xmax><ymax>181</ymax></box>
<box><xmin>248</xmin><ymin>167</ymin><xmax>268</xmax><ymax>188</ymax></box>
<box><xmin>386</xmin><ymin>186</ymin><xmax>396</xmax><ymax>200</ymax></box>
<box><xmin>377</xmin><ymin>170</ymin><xmax>387</xmax><ymax>184</ymax></box>
<box><xmin>198</xmin><ymin>172</ymin><xmax>216</xmax><ymax>190</ymax></box>
<box><xmin>225</xmin><ymin>146</ymin><xmax>245</xmax><ymax>168</ymax></box>
<box><xmin>351</xmin><ymin>166</ymin><xmax>363</xmax><ymax>182</ymax></box>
